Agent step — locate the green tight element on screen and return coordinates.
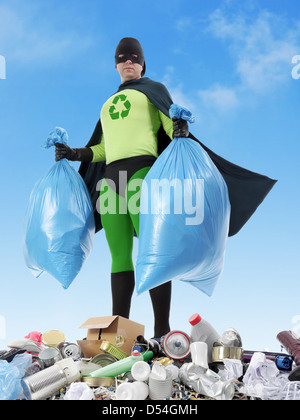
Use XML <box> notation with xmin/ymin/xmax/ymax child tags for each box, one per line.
<box><xmin>100</xmin><ymin>165</ymin><xmax>172</xmax><ymax>337</ymax></box>
<box><xmin>100</xmin><ymin>166</ymin><xmax>150</xmax><ymax>273</ymax></box>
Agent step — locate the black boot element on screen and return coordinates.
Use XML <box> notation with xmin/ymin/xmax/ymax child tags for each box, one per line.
<box><xmin>111</xmin><ymin>271</ymin><xmax>135</xmax><ymax>319</ymax></box>
<box><xmin>149</xmin><ymin>281</ymin><xmax>172</xmax><ymax>338</ymax></box>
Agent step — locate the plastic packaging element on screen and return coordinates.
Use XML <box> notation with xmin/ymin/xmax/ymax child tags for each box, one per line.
<box><xmin>116</xmin><ymin>381</ymin><xmax>149</xmax><ymax>400</ymax></box>
<box><xmin>23</xmin><ymin>127</ymin><xmax>95</xmax><ymax>289</ymax></box>
<box><xmin>131</xmin><ymin>361</ymin><xmax>151</xmax><ymax>381</ymax></box>
<box><xmin>64</xmin><ymin>382</ymin><xmax>94</xmax><ymax>400</ymax></box>
<box><xmin>165</xmin><ymin>363</ymin><xmax>179</xmax><ymax>380</ymax></box>
<box><xmin>89</xmin><ymin>350</ymin><xmax>153</xmax><ymax>378</ymax></box>
<box><xmin>151</xmin><ymin>361</ymin><xmax>167</xmax><ymax>379</ymax></box>
<box><xmin>190</xmin><ymin>342</ymin><xmax>209</xmax><ymax>369</ymax></box>
<box><xmin>149</xmin><ymin>370</ymin><xmax>173</xmax><ymax>400</ymax></box>
<box><xmin>189</xmin><ymin>313</ymin><xmax>220</xmax><ymax>364</ymax></box>
<box><xmin>136</xmin><ymin>105</ymin><xmax>230</xmax><ymax>296</ymax></box>
<box><xmin>24</xmin><ymin>331</ymin><xmax>42</xmax><ymax>343</ymax></box>
<box><xmin>0</xmin><ymin>353</ymin><xmax>32</xmax><ymax>400</ymax></box>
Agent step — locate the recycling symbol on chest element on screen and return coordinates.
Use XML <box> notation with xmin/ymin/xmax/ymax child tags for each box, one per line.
<box><xmin>109</xmin><ymin>94</ymin><xmax>131</xmax><ymax>120</ymax></box>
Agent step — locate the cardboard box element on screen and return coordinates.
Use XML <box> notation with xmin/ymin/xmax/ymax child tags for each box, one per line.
<box><xmin>77</xmin><ymin>315</ymin><xmax>145</xmax><ymax>358</ymax></box>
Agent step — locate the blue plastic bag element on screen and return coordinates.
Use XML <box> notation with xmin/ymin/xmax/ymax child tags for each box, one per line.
<box><xmin>135</xmin><ymin>105</ymin><xmax>231</xmax><ymax>296</ymax></box>
<box><xmin>0</xmin><ymin>353</ymin><xmax>32</xmax><ymax>400</ymax></box>
<box><xmin>23</xmin><ymin>127</ymin><xmax>95</xmax><ymax>289</ymax></box>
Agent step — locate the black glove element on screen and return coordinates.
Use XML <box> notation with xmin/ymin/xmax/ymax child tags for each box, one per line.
<box><xmin>172</xmin><ymin>118</ymin><xmax>189</xmax><ymax>138</ymax></box>
<box><xmin>55</xmin><ymin>143</ymin><xmax>93</xmax><ymax>162</ymax></box>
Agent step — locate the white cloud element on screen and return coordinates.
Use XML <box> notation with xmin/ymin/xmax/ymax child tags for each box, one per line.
<box><xmin>198</xmin><ymin>85</ymin><xmax>239</xmax><ymax>110</ymax></box>
<box><xmin>188</xmin><ymin>8</ymin><xmax>300</xmax><ymax>115</ymax></box>
<box><xmin>206</xmin><ymin>9</ymin><xmax>300</xmax><ymax>93</ymax></box>
<box><xmin>0</xmin><ymin>4</ymin><xmax>93</xmax><ymax>66</ymax></box>
<box><xmin>172</xmin><ymin>7</ymin><xmax>300</xmax><ymax>115</ymax></box>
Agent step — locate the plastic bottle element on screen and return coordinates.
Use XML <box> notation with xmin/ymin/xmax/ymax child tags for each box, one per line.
<box><xmin>88</xmin><ymin>350</ymin><xmax>153</xmax><ymax>378</ymax></box>
<box><xmin>189</xmin><ymin>313</ymin><xmax>220</xmax><ymax>364</ymax></box>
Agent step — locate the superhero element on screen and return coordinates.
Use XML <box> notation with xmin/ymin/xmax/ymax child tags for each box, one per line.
<box><xmin>55</xmin><ymin>37</ymin><xmax>276</xmax><ymax>340</ymax></box>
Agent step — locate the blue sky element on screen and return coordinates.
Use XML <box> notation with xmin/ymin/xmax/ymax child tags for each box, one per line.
<box><xmin>0</xmin><ymin>0</ymin><xmax>300</xmax><ymax>354</ymax></box>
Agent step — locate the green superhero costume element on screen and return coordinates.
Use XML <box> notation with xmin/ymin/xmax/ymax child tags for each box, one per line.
<box><xmin>91</xmin><ymin>88</ymin><xmax>173</xmax><ymax>274</ymax></box>
<box><xmin>90</xmin><ymin>89</ymin><xmax>173</xmax><ymax>164</ymax></box>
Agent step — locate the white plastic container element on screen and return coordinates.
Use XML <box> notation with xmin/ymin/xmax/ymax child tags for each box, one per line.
<box><xmin>116</xmin><ymin>381</ymin><xmax>149</xmax><ymax>400</ymax></box>
<box><xmin>131</xmin><ymin>361</ymin><xmax>151</xmax><ymax>382</ymax></box>
<box><xmin>149</xmin><ymin>370</ymin><xmax>173</xmax><ymax>400</ymax></box>
<box><xmin>189</xmin><ymin>313</ymin><xmax>220</xmax><ymax>364</ymax></box>
<box><xmin>190</xmin><ymin>341</ymin><xmax>209</xmax><ymax>369</ymax></box>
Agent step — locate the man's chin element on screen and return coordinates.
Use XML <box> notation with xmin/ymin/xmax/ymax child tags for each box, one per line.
<box><xmin>122</xmin><ymin>74</ymin><xmax>141</xmax><ymax>82</ymax></box>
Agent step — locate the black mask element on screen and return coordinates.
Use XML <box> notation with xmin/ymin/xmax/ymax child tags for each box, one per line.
<box><xmin>115</xmin><ymin>37</ymin><xmax>146</xmax><ymax>76</ymax></box>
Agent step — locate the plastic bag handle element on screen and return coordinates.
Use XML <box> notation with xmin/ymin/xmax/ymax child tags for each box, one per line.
<box><xmin>169</xmin><ymin>104</ymin><xmax>195</xmax><ymax>124</ymax></box>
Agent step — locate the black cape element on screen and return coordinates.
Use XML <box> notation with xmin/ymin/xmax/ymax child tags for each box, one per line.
<box><xmin>79</xmin><ymin>77</ymin><xmax>277</xmax><ymax>237</ymax></box>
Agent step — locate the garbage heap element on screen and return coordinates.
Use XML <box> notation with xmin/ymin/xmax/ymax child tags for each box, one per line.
<box><xmin>1</xmin><ymin>314</ymin><xmax>300</xmax><ymax>401</ymax></box>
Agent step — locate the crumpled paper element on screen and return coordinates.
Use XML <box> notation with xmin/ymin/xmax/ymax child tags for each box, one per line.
<box><xmin>240</xmin><ymin>352</ymin><xmax>299</xmax><ymax>400</ymax></box>
<box><xmin>218</xmin><ymin>358</ymin><xmax>244</xmax><ymax>382</ymax></box>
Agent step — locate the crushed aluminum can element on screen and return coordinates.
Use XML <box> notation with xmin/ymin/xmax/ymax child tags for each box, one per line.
<box><xmin>179</xmin><ymin>362</ymin><xmax>235</xmax><ymax>400</ymax></box>
<box><xmin>220</xmin><ymin>328</ymin><xmax>243</xmax><ymax>348</ymax></box>
<box><xmin>57</xmin><ymin>342</ymin><xmax>82</xmax><ymax>361</ymax></box>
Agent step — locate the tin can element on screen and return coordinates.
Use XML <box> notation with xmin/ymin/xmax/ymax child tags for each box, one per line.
<box><xmin>275</xmin><ymin>355</ymin><xmax>294</xmax><ymax>371</ymax></box>
<box><xmin>91</xmin><ymin>353</ymin><xmax>118</xmax><ymax>368</ymax></box>
<box><xmin>212</xmin><ymin>345</ymin><xmax>243</xmax><ymax>363</ymax></box>
<box><xmin>81</xmin><ymin>376</ymin><xmax>114</xmax><ymax>388</ymax></box>
<box><xmin>162</xmin><ymin>331</ymin><xmax>191</xmax><ymax>360</ymax></box>
<box><xmin>39</xmin><ymin>347</ymin><xmax>62</xmax><ymax>368</ymax></box>
<box><xmin>100</xmin><ymin>340</ymin><xmax>128</xmax><ymax>360</ymax></box>
<box><xmin>58</xmin><ymin>342</ymin><xmax>82</xmax><ymax>361</ymax></box>
<box><xmin>21</xmin><ymin>358</ymin><xmax>80</xmax><ymax>400</ymax></box>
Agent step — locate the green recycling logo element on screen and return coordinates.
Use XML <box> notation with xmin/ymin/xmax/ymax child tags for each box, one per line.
<box><xmin>109</xmin><ymin>94</ymin><xmax>131</xmax><ymax>120</ymax></box>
